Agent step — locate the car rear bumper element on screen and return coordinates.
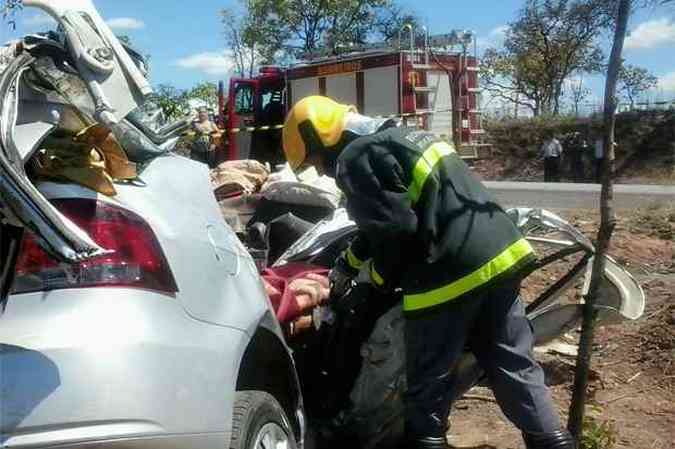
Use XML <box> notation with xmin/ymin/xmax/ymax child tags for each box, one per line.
<box><xmin>0</xmin><ymin>288</ymin><xmax>248</xmax><ymax>449</ymax></box>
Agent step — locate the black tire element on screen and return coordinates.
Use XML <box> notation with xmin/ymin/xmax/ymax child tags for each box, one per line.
<box><xmin>230</xmin><ymin>391</ymin><xmax>298</xmax><ymax>449</ymax></box>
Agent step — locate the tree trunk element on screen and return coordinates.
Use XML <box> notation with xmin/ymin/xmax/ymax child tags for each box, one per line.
<box><xmin>553</xmin><ymin>83</ymin><xmax>562</xmax><ymax>115</ymax></box>
<box><xmin>567</xmin><ymin>0</ymin><xmax>630</xmax><ymax>441</ymax></box>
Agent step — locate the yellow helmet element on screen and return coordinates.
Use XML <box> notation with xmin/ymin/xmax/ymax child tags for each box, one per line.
<box><xmin>282</xmin><ymin>96</ymin><xmax>356</xmax><ymax>169</ymax></box>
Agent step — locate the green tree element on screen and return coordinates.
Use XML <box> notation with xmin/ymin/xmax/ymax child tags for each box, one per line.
<box><xmin>567</xmin><ymin>75</ymin><xmax>592</xmax><ymax>116</ymax></box>
<box><xmin>187</xmin><ymin>81</ymin><xmax>219</xmax><ymax>111</ymax></box>
<box><xmin>482</xmin><ymin>0</ymin><xmax>611</xmax><ymax>116</ymax></box>
<box><xmin>152</xmin><ymin>84</ymin><xmax>189</xmax><ymax>120</ymax></box>
<box><xmin>618</xmin><ymin>64</ymin><xmax>657</xmax><ymax>108</ymax></box>
<box><xmin>481</xmin><ymin>47</ymin><xmax>541</xmax><ymax>115</ymax></box>
<box><xmin>222</xmin><ymin>1</ymin><xmax>285</xmax><ymax>78</ymax></box>
<box><xmin>373</xmin><ymin>3</ymin><xmax>419</xmax><ymax>42</ymax></box>
<box><xmin>247</xmin><ymin>0</ymin><xmax>412</xmax><ymax>57</ymax></box>
<box><xmin>222</xmin><ymin>0</ymin><xmax>417</xmax><ymax>74</ymax></box>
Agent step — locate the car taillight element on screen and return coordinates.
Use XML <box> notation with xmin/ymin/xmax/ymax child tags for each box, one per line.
<box><xmin>12</xmin><ymin>199</ymin><xmax>178</xmax><ymax>295</ymax></box>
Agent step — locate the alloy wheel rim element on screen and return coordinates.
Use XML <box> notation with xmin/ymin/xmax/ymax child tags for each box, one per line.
<box><xmin>253</xmin><ymin>422</ymin><xmax>289</xmax><ymax>449</ymax></box>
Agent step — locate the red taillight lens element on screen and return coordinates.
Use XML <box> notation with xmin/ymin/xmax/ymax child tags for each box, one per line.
<box><xmin>12</xmin><ymin>199</ymin><xmax>178</xmax><ymax>294</ymax></box>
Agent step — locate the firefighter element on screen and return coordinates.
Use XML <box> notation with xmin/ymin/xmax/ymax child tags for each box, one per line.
<box><xmin>282</xmin><ymin>96</ymin><xmax>576</xmax><ymax>449</ymax></box>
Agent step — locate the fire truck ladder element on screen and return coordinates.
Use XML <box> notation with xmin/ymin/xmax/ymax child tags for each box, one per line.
<box><xmin>399</xmin><ymin>26</ymin><xmax>490</xmax><ymax>159</ymax></box>
<box><xmin>400</xmin><ymin>24</ymin><xmax>435</xmax><ymax>119</ymax></box>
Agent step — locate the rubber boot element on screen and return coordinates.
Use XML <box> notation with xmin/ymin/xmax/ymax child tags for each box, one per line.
<box><xmin>523</xmin><ymin>429</ymin><xmax>577</xmax><ymax>449</ymax></box>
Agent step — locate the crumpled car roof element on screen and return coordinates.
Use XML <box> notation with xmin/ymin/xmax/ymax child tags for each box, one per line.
<box><xmin>0</xmin><ymin>0</ymin><xmax>188</xmax><ymax>266</ymax></box>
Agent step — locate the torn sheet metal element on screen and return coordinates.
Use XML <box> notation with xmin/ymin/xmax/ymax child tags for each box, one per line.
<box><xmin>511</xmin><ymin>207</ymin><xmax>645</xmax><ymax>322</ymax></box>
<box><xmin>0</xmin><ymin>48</ymin><xmax>105</xmax><ymax>262</ymax></box>
<box><xmin>0</xmin><ymin>0</ymin><xmax>188</xmax><ymax>264</ymax></box>
<box><xmin>24</xmin><ymin>0</ymin><xmax>152</xmax><ymax>125</ymax></box>
<box><xmin>274</xmin><ymin>208</ymin><xmax>357</xmax><ymax>266</ymax></box>
<box><xmin>583</xmin><ymin>255</ymin><xmax>645</xmax><ymax>321</ymax></box>
<box><xmin>28</xmin><ymin>54</ymin><xmax>167</xmax><ymax>162</ymax></box>
<box><xmin>529</xmin><ymin>304</ymin><xmax>583</xmax><ymax>345</ymax></box>
<box><xmin>507</xmin><ymin>207</ymin><xmax>594</xmax><ymax>252</ymax></box>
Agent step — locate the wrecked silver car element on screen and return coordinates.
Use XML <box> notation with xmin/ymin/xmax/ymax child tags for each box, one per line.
<box><xmin>1</xmin><ymin>2</ymin><xmax>303</xmax><ymax>449</ymax></box>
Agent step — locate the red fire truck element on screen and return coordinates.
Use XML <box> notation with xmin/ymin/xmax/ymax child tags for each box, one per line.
<box><xmin>217</xmin><ymin>28</ymin><xmax>486</xmax><ymax>165</ymax></box>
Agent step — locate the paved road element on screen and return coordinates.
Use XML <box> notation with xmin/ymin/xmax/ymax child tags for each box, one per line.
<box><xmin>485</xmin><ymin>182</ymin><xmax>675</xmax><ymax>209</ymax></box>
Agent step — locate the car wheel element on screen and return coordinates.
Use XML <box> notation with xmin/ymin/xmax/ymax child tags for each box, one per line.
<box><xmin>230</xmin><ymin>391</ymin><xmax>297</xmax><ymax>449</ymax></box>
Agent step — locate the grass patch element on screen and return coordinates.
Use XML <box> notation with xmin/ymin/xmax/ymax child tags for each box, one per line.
<box><xmin>580</xmin><ymin>416</ymin><xmax>618</xmax><ymax>449</ymax></box>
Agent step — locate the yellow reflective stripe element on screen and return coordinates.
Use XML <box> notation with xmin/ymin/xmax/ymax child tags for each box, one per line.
<box><xmin>408</xmin><ymin>141</ymin><xmax>456</xmax><ymax>203</ymax></box>
<box><xmin>370</xmin><ymin>263</ymin><xmax>385</xmax><ymax>286</ymax></box>
<box><xmin>403</xmin><ymin>238</ymin><xmax>534</xmax><ymax>311</ymax></box>
<box><xmin>346</xmin><ymin>247</ymin><xmax>365</xmax><ymax>269</ymax></box>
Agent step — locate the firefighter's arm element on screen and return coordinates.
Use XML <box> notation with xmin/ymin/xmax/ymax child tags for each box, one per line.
<box><xmin>329</xmin><ymin>232</ymin><xmax>370</xmax><ymax>297</ymax></box>
<box><xmin>337</xmin><ymin>146</ymin><xmax>418</xmax><ymax>290</ymax></box>
<box><xmin>364</xmin><ymin>186</ymin><xmax>418</xmax><ymax>290</ymax></box>
<box><xmin>341</xmin><ymin>232</ymin><xmax>371</xmax><ymax>272</ymax></box>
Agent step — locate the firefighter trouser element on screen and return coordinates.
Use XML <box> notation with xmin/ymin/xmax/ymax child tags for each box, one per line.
<box><xmin>404</xmin><ymin>279</ymin><xmax>561</xmax><ymax>442</ymax></box>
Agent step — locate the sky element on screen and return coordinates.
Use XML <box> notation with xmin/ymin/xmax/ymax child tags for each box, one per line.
<box><xmin>1</xmin><ymin>0</ymin><xmax>675</xmax><ymax>104</ymax></box>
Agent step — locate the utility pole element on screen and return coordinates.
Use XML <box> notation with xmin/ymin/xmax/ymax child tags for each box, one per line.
<box><xmin>567</xmin><ymin>0</ymin><xmax>631</xmax><ymax>440</ymax></box>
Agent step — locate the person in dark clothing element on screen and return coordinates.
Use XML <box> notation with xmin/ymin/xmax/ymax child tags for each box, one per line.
<box><xmin>281</xmin><ymin>96</ymin><xmax>576</xmax><ymax>449</ymax></box>
<box><xmin>564</xmin><ymin>132</ymin><xmax>587</xmax><ymax>182</ymax></box>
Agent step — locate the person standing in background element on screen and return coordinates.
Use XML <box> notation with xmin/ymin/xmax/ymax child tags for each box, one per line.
<box><xmin>191</xmin><ymin>107</ymin><xmax>219</xmax><ymax>166</ymax></box>
<box><xmin>540</xmin><ymin>134</ymin><xmax>563</xmax><ymax>182</ymax></box>
<box><xmin>565</xmin><ymin>132</ymin><xmax>587</xmax><ymax>182</ymax></box>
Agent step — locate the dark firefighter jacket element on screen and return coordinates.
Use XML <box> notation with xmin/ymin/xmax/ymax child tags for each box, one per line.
<box><xmin>335</xmin><ymin>127</ymin><xmax>535</xmax><ymax>313</ymax></box>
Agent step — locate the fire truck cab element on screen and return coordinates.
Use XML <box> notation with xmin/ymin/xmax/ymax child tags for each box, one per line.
<box><xmin>219</xmin><ymin>29</ymin><xmax>485</xmax><ymax>165</ymax></box>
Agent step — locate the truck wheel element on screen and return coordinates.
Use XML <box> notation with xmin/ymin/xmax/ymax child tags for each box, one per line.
<box><xmin>230</xmin><ymin>391</ymin><xmax>297</xmax><ymax>449</ymax></box>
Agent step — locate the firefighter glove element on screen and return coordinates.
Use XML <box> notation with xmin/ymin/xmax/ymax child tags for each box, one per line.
<box><xmin>329</xmin><ymin>253</ymin><xmax>359</xmax><ymax>299</ymax></box>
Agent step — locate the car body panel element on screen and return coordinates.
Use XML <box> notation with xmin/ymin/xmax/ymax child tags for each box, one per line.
<box><xmin>37</xmin><ymin>155</ymin><xmax>271</xmax><ymax>334</ymax></box>
<box><xmin>1</xmin><ymin>154</ymin><xmax>296</xmax><ymax>448</ymax></box>
<box><xmin>0</xmin><ymin>288</ymin><xmax>245</xmax><ymax>449</ymax></box>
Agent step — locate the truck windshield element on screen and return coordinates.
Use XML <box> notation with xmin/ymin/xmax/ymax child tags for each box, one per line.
<box><xmin>234</xmin><ymin>84</ymin><xmax>255</xmax><ymax>114</ymax></box>
<box><xmin>261</xmin><ymin>88</ymin><xmax>283</xmax><ymax>111</ymax></box>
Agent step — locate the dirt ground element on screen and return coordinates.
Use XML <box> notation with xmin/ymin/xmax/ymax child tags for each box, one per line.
<box><xmin>446</xmin><ymin>206</ymin><xmax>674</xmax><ymax>449</ymax></box>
